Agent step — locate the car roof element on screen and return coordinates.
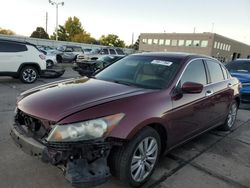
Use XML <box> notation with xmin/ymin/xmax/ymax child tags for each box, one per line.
<box><xmin>0</xmin><ymin>38</ymin><xmax>36</xmax><ymax>47</ymax></box>
<box><xmin>231</xmin><ymin>59</ymin><xmax>250</xmax><ymax>62</ymax></box>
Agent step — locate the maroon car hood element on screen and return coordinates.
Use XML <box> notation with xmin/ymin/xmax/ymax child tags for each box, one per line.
<box><xmin>18</xmin><ymin>78</ymin><xmax>147</xmax><ymax>122</ymax></box>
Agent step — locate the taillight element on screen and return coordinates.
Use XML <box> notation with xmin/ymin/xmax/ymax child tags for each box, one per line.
<box><xmin>39</xmin><ymin>54</ymin><xmax>46</xmax><ymax>60</ymax></box>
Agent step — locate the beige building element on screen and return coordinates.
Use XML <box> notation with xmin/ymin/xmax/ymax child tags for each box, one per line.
<box><xmin>139</xmin><ymin>33</ymin><xmax>250</xmax><ymax>63</ymax></box>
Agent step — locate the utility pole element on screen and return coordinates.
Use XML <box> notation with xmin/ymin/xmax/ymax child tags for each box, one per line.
<box><xmin>132</xmin><ymin>32</ymin><xmax>134</xmax><ymax>45</ymax></box>
<box><xmin>45</xmin><ymin>12</ymin><xmax>48</xmax><ymax>33</ymax></box>
<box><xmin>49</xmin><ymin>0</ymin><xmax>64</xmax><ymax>41</ymax></box>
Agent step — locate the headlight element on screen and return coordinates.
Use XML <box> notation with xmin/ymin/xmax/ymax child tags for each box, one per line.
<box><xmin>46</xmin><ymin>113</ymin><xmax>125</xmax><ymax>142</ymax></box>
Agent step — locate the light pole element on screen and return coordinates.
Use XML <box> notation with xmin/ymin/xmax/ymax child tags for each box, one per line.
<box><xmin>49</xmin><ymin>0</ymin><xmax>64</xmax><ymax>41</ymax></box>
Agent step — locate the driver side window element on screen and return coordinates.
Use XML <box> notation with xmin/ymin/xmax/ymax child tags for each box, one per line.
<box><xmin>180</xmin><ymin>59</ymin><xmax>207</xmax><ymax>86</ymax></box>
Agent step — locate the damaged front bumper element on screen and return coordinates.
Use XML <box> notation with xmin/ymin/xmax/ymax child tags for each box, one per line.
<box><xmin>10</xmin><ymin>124</ymin><xmax>113</xmax><ymax>187</ymax></box>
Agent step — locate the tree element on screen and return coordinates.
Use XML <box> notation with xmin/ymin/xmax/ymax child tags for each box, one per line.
<box><xmin>0</xmin><ymin>27</ymin><xmax>15</xmax><ymax>35</ymax></box>
<box><xmin>30</xmin><ymin>27</ymin><xmax>49</xmax><ymax>39</ymax></box>
<box><xmin>71</xmin><ymin>32</ymin><xmax>98</xmax><ymax>44</ymax></box>
<box><xmin>50</xmin><ymin>25</ymin><xmax>68</xmax><ymax>41</ymax></box>
<box><xmin>65</xmin><ymin>16</ymin><xmax>84</xmax><ymax>40</ymax></box>
<box><xmin>99</xmin><ymin>34</ymin><xmax>125</xmax><ymax>48</ymax></box>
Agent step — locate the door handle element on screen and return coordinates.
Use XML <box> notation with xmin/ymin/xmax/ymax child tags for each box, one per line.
<box><xmin>205</xmin><ymin>90</ymin><xmax>213</xmax><ymax>97</ymax></box>
<box><xmin>228</xmin><ymin>83</ymin><xmax>232</xmax><ymax>87</ymax></box>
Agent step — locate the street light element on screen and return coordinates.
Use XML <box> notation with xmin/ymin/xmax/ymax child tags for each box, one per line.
<box><xmin>49</xmin><ymin>0</ymin><xmax>64</xmax><ymax>41</ymax></box>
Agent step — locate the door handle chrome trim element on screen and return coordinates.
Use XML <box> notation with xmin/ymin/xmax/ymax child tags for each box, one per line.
<box><xmin>205</xmin><ymin>90</ymin><xmax>213</xmax><ymax>97</ymax></box>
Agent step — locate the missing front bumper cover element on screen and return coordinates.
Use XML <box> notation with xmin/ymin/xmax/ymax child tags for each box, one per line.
<box><xmin>10</xmin><ymin>125</ymin><xmax>112</xmax><ymax>187</ymax></box>
<box><xmin>65</xmin><ymin>158</ymin><xmax>111</xmax><ymax>187</ymax></box>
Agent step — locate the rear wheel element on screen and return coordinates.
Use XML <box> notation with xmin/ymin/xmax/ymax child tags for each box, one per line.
<box><xmin>109</xmin><ymin>127</ymin><xmax>161</xmax><ymax>187</ymax></box>
<box><xmin>46</xmin><ymin>60</ymin><xmax>54</xmax><ymax>68</ymax></box>
<box><xmin>219</xmin><ymin>100</ymin><xmax>238</xmax><ymax>131</ymax></box>
<box><xmin>19</xmin><ymin>66</ymin><xmax>38</xmax><ymax>83</ymax></box>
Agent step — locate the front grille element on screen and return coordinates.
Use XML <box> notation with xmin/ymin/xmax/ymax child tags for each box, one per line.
<box><xmin>241</xmin><ymin>93</ymin><xmax>250</xmax><ymax>101</ymax></box>
<box><xmin>15</xmin><ymin>110</ymin><xmax>49</xmax><ymax>141</ymax></box>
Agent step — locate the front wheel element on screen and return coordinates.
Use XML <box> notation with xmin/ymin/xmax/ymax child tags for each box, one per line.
<box><xmin>219</xmin><ymin>100</ymin><xmax>238</xmax><ymax>131</ymax></box>
<box><xmin>109</xmin><ymin>127</ymin><xmax>161</xmax><ymax>187</ymax></box>
<box><xmin>19</xmin><ymin>66</ymin><xmax>38</xmax><ymax>83</ymax></box>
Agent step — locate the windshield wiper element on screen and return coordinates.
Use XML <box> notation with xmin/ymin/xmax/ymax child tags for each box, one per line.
<box><xmin>113</xmin><ymin>80</ymin><xmax>135</xmax><ymax>87</ymax></box>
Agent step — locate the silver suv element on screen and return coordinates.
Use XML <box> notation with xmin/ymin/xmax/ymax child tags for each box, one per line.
<box><xmin>76</xmin><ymin>47</ymin><xmax>125</xmax><ymax>62</ymax></box>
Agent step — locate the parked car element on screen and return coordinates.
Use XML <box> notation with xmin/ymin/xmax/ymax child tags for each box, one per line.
<box><xmin>0</xmin><ymin>39</ymin><xmax>46</xmax><ymax>83</ymax></box>
<box><xmin>225</xmin><ymin>59</ymin><xmax>250</xmax><ymax>103</ymax></box>
<box><xmin>56</xmin><ymin>45</ymin><xmax>84</xmax><ymax>63</ymax></box>
<box><xmin>40</xmin><ymin>49</ymin><xmax>58</xmax><ymax>68</ymax></box>
<box><xmin>76</xmin><ymin>47</ymin><xmax>125</xmax><ymax>62</ymax></box>
<box><xmin>10</xmin><ymin>53</ymin><xmax>240</xmax><ymax>187</ymax></box>
<box><xmin>73</xmin><ymin>55</ymin><xmax>125</xmax><ymax>77</ymax></box>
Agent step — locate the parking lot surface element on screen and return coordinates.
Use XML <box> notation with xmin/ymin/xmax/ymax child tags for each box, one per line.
<box><xmin>0</xmin><ymin>66</ymin><xmax>250</xmax><ymax>188</ymax></box>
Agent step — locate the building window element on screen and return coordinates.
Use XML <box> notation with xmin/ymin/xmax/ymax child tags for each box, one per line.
<box><xmin>171</xmin><ymin>40</ymin><xmax>177</xmax><ymax>46</ymax></box>
<box><xmin>153</xmin><ymin>39</ymin><xmax>158</xmax><ymax>45</ymax></box>
<box><xmin>148</xmin><ymin>39</ymin><xmax>152</xmax><ymax>45</ymax></box>
<box><xmin>217</xmin><ymin>42</ymin><xmax>220</xmax><ymax>49</ymax></box>
<box><xmin>228</xmin><ymin>45</ymin><xmax>231</xmax><ymax>51</ymax></box>
<box><xmin>178</xmin><ymin>40</ymin><xmax>185</xmax><ymax>46</ymax></box>
<box><xmin>223</xmin><ymin>44</ymin><xmax>226</xmax><ymax>51</ymax></box>
<box><xmin>142</xmin><ymin>39</ymin><xmax>147</xmax><ymax>44</ymax></box>
<box><xmin>201</xmin><ymin>40</ymin><xmax>208</xmax><ymax>47</ymax></box>
<box><xmin>159</xmin><ymin>39</ymin><xmax>164</xmax><ymax>45</ymax></box>
<box><xmin>165</xmin><ymin>39</ymin><xmax>171</xmax><ymax>46</ymax></box>
<box><xmin>214</xmin><ymin>41</ymin><xmax>217</xmax><ymax>49</ymax></box>
<box><xmin>193</xmin><ymin>40</ymin><xmax>200</xmax><ymax>47</ymax></box>
<box><xmin>186</xmin><ymin>40</ymin><xmax>192</xmax><ymax>46</ymax></box>
<box><xmin>220</xmin><ymin>43</ymin><xmax>223</xmax><ymax>50</ymax></box>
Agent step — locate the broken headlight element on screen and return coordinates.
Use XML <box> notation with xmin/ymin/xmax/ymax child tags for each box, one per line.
<box><xmin>46</xmin><ymin>113</ymin><xmax>125</xmax><ymax>142</ymax></box>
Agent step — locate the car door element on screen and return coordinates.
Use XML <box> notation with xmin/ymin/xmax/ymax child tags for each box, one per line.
<box><xmin>62</xmin><ymin>47</ymin><xmax>74</xmax><ymax>61</ymax></box>
<box><xmin>0</xmin><ymin>41</ymin><xmax>27</xmax><ymax>72</ymax></box>
<box><xmin>204</xmin><ymin>59</ymin><xmax>233</xmax><ymax>125</ymax></box>
<box><xmin>168</xmin><ymin>59</ymin><xmax>214</xmax><ymax>146</ymax></box>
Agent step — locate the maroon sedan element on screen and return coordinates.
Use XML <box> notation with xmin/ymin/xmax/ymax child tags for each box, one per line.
<box><xmin>10</xmin><ymin>53</ymin><xmax>240</xmax><ymax>187</ymax></box>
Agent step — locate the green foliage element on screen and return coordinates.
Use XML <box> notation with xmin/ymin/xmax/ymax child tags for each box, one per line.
<box><xmin>0</xmin><ymin>27</ymin><xmax>15</xmax><ymax>35</ymax></box>
<box><xmin>126</xmin><ymin>36</ymin><xmax>140</xmax><ymax>50</ymax></box>
<box><xmin>99</xmin><ymin>34</ymin><xmax>125</xmax><ymax>48</ymax></box>
<box><xmin>65</xmin><ymin>16</ymin><xmax>84</xmax><ymax>40</ymax></box>
<box><xmin>50</xmin><ymin>25</ymin><xmax>68</xmax><ymax>41</ymax></box>
<box><xmin>30</xmin><ymin>27</ymin><xmax>49</xmax><ymax>39</ymax></box>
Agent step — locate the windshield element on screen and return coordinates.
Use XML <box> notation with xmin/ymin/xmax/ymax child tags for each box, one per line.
<box><xmin>95</xmin><ymin>55</ymin><xmax>181</xmax><ymax>89</ymax></box>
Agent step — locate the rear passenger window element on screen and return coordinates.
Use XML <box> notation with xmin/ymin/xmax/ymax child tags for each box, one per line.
<box><xmin>116</xmin><ymin>49</ymin><xmax>124</xmax><ymax>55</ymax></box>
<box><xmin>206</xmin><ymin>60</ymin><xmax>224</xmax><ymax>83</ymax></box>
<box><xmin>101</xmin><ymin>49</ymin><xmax>109</xmax><ymax>54</ymax></box>
<box><xmin>109</xmin><ymin>49</ymin><xmax>116</xmax><ymax>55</ymax></box>
<box><xmin>180</xmin><ymin>60</ymin><xmax>207</xmax><ymax>86</ymax></box>
<box><xmin>0</xmin><ymin>42</ymin><xmax>27</xmax><ymax>52</ymax></box>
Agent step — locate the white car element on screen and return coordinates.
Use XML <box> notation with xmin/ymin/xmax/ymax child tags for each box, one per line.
<box><xmin>0</xmin><ymin>39</ymin><xmax>47</xmax><ymax>83</ymax></box>
<box><xmin>40</xmin><ymin>49</ymin><xmax>58</xmax><ymax>68</ymax></box>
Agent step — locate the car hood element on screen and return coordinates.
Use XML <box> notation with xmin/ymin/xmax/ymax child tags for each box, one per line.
<box><xmin>17</xmin><ymin>77</ymin><xmax>147</xmax><ymax>122</ymax></box>
<box><xmin>230</xmin><ymin>72</ymin><xmax>250</xmax><ymax>83</ymax></box>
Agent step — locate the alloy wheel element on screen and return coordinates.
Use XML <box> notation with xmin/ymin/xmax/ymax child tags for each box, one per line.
<box><xmin>130</xmin><ymin>137</ymin><xmax>158</xmax><ymax>182</ymax></box>
<box><xmin>227</xmin><ymin>103</ymin><xmax>237</xmax><ymax>128</ymax></box>
<box><xmin>22</xmin><ymin>68</ymin><xmax>37</xmax><ymax>83</ymax></box>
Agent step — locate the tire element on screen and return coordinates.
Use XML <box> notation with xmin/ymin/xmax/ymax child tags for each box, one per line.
<box><xmin>219</xmin><ymin>100</ymin><xmax>238</xmax><ymax>131</ymax></box>
<box><xmin>19</xmin><ymin>66</ymin><xmax>38</xmax><ymax>84</ymax></box>
<box><xmin>56</xmin><ymin>55</ymin><xmax>63</xmax><ymax>63</ymax></box>
<box><xmin>109</xmin><ymin>127</ymin><xmax>161</xmax><ymax>187</ymax></box>
<box><xmin>46</xmin><ymin>60</ymin><xmax>54</xmax><ymax>68</ymax></box>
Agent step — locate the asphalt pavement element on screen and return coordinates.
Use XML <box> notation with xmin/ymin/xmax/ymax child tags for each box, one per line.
<box><xmin>0</xmin><ymin>66</ymin><xmax>249</xmax><ymax>188</ymax></box>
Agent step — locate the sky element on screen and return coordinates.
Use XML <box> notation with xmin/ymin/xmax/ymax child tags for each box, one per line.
<box><xmin>0</xmin><ymin>0</ymin><xmax>250</xmax><ymax>45</ymax></box>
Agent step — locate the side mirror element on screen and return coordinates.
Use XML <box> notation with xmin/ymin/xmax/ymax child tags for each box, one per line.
<box><xmin>182</xmin><ymin>82</ymin><xmax>203</xmax><ymax>94</ymax></box>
